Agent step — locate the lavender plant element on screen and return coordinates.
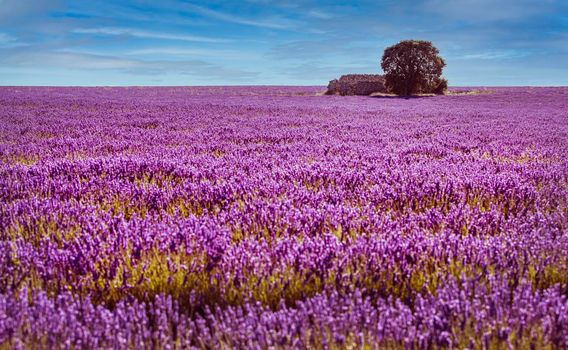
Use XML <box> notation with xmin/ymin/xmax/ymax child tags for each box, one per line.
<box><xmin>0</xmin><ymin>86</ymin><xmax>567</xmax><ymax>348</ymax></box>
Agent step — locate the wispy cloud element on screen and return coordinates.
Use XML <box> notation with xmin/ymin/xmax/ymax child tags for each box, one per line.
<box><xmin>422</xmin><ymin>0</ymin><xmax>559</xmax><ymax>22</ymax></box>
<box><xmin>0</xmin><ymin>33</ymin><xmax>16</xmax><ymax>43</ymax></box>
<box><xmin>0</xmin><ymin>48</ymin><xmax>259</xmax><ymax>80</ymax></box>
<box><xmin>1</xmin><ymin>0</ymin><xmax>567</xmax><ymax>85</ymax></box>
<box><xmin>305</xmin><ymin>9</ymin><xmax>335</xmax><ymax>20</ymax></box>
<box><xmin>1</xmin><ymin>49</ymin><xmax>140</xmax><ymax>70</ymax></box>
<box><xmin>73</xmin><ymin>27</ymin><xmax>230</xmax><ymax>43</ymax></box>
<box><xmin>184</xmin><ymin>3</ymin><xmax>300</xmax><ymax>30</ymax></box>
<box><xmin>125</xmin><ymin>47</ymin><xmax>255</xmax><ymax>59</ymax></box>
<box><xmin>267</xmin><ymin>39</ymin><xmax>385</xmax><ymax>63</ymax></box>
<box><xmin>0</xmin><ymin>32</ymin><xmax>27</xmax><ymax>48</ymax></box>
<box><xmin>460</xmin><ymin>50</ymin><xmax>530</xmax><ymax>60</ymax></box>
<box><xmin>279</xmin><ymin>61</ymin><xmax>376</xmax><ymax>81</ymax></box>
<box><xmin>0</xmin><ymin>0</ymin><xmax>59</xmax><ymax>22</ymax></box>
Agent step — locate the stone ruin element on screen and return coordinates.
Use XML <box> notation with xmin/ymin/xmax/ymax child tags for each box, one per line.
<box><xmin>325</xmin><ymin>74</ymin><xmax>386</xmax><ymax>96</ymax></box>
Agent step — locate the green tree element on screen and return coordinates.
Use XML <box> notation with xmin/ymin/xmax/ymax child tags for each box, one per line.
<box><xmin>381</xmin><ymin>40</ymin><xmax>447</xmax><ymax>96</ymax></box>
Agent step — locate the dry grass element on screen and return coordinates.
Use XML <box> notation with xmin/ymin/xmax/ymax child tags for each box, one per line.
<box><xmin>446</xmin><ymin>89</ymin><xmax>495</xmax><ymax>96</ymax></box>
<box><xmin>369</xmin><ymin>89</ymin><xmax>495</xmax><ymax>97</ymax></box>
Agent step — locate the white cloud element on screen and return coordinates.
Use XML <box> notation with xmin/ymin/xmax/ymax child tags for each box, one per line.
<box><xmin>4</xmin><ymin>50</ymin><xmax>140</xmax><ymax>70</ymax></box>
<box><xmin>0</xmin><ymin>49</ymin><xmax>259</xmax><ymax>80</ymax></box>
<box><xmin>0</xmin><ymin>0</ymin><xmax>59</xmax><ymax>21</ymax></box>
<box><xmin>459</xmin><ymin>50</ymin><xmax>529</xmax><ymax>60</ymax></box>
<box><xmin>423</xmin><ymin>0</ymin><xmax>556</xmax><ymax>22</ymax></box>
<box><xmin>0</xmin><ymin>33</ymin><xmax>15</xmax><ymax>43</ymax></box>
<box><xmin>0</xmin><ymin>32</ymin><xmax>27</xmax><ymax>48</ymax></box>
<box><xmin>73</xmin><ymin>27</ymin><xmax>231</xmax><ymax>43</ymax></box>
<box><xmin>305</xmin><ymin>9</ymin><xmax>335</xmax><ymax>20</ymax></box>
<box><xmin>125</xmin><ymin>47</ymin><xmax>251</xmax><ymax>59</ymax></box>
<box><xmin>184</xmin><ymin>3</ymin><xmax>300</xmax><ymax>30</ymax></box>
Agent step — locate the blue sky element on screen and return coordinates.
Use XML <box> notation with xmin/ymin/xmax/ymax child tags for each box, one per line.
<box><xmin>0</xmin><ymin>0</ymin><xmax>567</xmax><ymax>86</ymax></box>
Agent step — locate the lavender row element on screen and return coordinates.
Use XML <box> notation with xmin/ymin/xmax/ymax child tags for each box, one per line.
<box><xmin>1</xmin><ymin>86</ymin><xmax>567</xmax><ymax>347</ymax></box>
<box><xmin>2</xmin><ymin>277</ymin><xmax>567</xmax><ymax>349</ymax></box>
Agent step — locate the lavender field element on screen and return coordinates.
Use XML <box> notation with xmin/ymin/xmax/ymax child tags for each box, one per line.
<box><xmin>1</xmin><ymin>86</ymin><xmax>567</xmax><ymax>349</ymax></box>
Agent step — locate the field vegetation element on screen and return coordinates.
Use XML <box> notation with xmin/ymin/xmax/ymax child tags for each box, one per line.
<box><xmin>0</xmin><ymin>86</ymin><xmax>567</xmax><ymax>348</ymax></box>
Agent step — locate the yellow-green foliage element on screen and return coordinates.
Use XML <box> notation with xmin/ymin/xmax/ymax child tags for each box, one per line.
<box><xmin>2</xmin><ymin>215</ymin><xmax>82</xmax><ymax>248</ymax></box>
<box><xmin>87</xmin><ymin>247</ymin><xmax>212</xmax><ymax>308</ymax></box>
<box><xmin>2</xmin><ymin>154</ymin><xmax>39</xmax><ymax>165</ymax></box>
<box><xmin>131</xmin><ymin>171</ymin><xmax>184</xmax><ymax>188</ymax></box>
<box><xmin>4</xmin><ymin>209</ymin><xmax>567</xmax><ymax>314</ymax></box>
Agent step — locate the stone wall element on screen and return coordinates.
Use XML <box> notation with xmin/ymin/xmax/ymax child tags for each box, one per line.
<box><xmin>325</xmin><ymin>74</ymin><xmax>386</xmax><ymax>96</ymax></box>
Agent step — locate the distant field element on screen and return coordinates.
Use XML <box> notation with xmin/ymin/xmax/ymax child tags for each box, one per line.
<box><xmin>1</xmin><ymin>86</ymin><xmax>567</xmax><ymax>348</ymax></box>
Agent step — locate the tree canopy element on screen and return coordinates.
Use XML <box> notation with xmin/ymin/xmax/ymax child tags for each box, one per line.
<box><xmin>381</xmin><ymin>40</ymin><xmax>447</xmax><ymax>96</ymax></box>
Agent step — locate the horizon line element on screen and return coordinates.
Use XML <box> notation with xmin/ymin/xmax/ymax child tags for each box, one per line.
<box><xmin>1</xmin><ymin>84</ymin><xmax>568</xmax><ymax>88</ymax></box>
